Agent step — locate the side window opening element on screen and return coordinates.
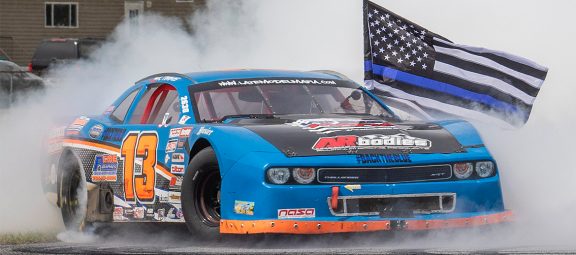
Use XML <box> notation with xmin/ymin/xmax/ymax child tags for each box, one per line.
<box><xmin>128</xmin><ymin>84</ymin><xmax>179</xmax><ymax>124</ymax></box>
<box><xmin>110</xmin><ymin>88</ymin><xmax>140</xmax><ymax>123</ymax></box>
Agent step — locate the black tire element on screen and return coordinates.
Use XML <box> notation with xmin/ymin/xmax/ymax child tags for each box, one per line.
<box><xmin>60</xmin><ymin>153</ymin><xmax>90</xmax><ymax>231</ymax></box>
<box><xmin>181</xmin><ymin>147</ymin><xmax>221</xmax><ymax>239</ymax></box>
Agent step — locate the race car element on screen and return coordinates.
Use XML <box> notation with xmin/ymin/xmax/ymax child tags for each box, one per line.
<box><xmin>43</xmin><ymin>69</ymin><xmax>511</xmax><ymax>237</ymax></box>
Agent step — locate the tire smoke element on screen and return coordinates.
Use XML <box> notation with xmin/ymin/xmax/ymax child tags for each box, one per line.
<box><xmin>0</xmin><ymin>0</ymin><xmax>573</xmax><ymax>249</ymax></box>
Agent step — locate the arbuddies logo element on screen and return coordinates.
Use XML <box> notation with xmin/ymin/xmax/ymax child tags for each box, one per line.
<box><xmin>312</xmin><ymin>133</ymin><xmax>432</xmax><ymax>152</ymax></box>
<box><xmin>287</xmin><ymin>118</ymin><xmax>396</xmax><ymax>134</ymax></box>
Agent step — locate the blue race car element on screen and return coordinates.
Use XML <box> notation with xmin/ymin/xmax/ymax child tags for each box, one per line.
<box><xmin>43</xmin><ymin>69</ymin><xmax>511</xmax><ymax>237</ymax></box>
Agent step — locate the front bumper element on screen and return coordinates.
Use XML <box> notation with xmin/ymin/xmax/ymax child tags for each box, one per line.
<box><xmin>220</xmin><ymin>210</ymin><xmax>513</xmax><ymax>234</ymax></box>
<box><xmin>220</xmin><ymin>151</ymin><xmax>508</xmax><ymax>234</ymax></box>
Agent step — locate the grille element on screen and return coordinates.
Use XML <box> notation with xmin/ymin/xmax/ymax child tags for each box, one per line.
<box><xmin>317</xmin><ymin>165</ymin><xmax>452</xmax><ymax>184</ymax></box>
<box><xmin>328</xmin><ymin>193</ymin><xmax>456</xmax><ymax>217</ymax></box>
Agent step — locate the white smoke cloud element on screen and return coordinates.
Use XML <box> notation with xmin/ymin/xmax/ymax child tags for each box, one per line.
<box><xmin>1</xmin><ymin>0</ymin><xmax>574</xmax><ymax>248</ymax></box>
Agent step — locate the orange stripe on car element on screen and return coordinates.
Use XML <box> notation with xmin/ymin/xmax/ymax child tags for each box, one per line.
<box><xmin>63</xmin><ymin>138</ymin><xmax>176</xmax><ymax>180</ymax></box>
<box><xmin>63</xmin><ymin>139</ymin><xmax>120</xmax><ymax>153</ymax></box>
<box><xmin>220</xmin><ymin>211</ymin><xmax>513</xmax><ymax>234</ymax></box>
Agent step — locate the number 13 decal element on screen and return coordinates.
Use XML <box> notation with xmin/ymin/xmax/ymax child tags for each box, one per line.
<box><xmin>121</xmin><ymin>131</ymin><xmax>158</xmax><ymax>204</ymax></box>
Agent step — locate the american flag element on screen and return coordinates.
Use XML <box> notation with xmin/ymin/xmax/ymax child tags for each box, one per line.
<box><xmin>363</xmin><ymin>0</ymin><xmax>548</xmax><ymax>127</ymax></box>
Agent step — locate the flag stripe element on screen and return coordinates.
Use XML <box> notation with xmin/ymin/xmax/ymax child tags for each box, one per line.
<box><xmin>435</xmin><ymin>46</ymin><xmax>544</xmax><ymax>90</ymax></box>
<box><xmin>370</xmin><ymin>80</ymin><xmax>516</xmax><ymax>128</ymax></box>
<box><xmin>433</xmin><ymin>61</ymin><xmax>536</xmax><ymax>105</ymax></box>
<box><xmin>372</xmin><ymin>76</ymin><xmax>520</xmax><ymax>122</ymax></box>
<box><xmin>434</xmin><ymin>37</ymin><xmax>548</xmax><ymax>73</ymax></box>
<box><xmin>433</xmin><ymin>38</ymin><xmax>548</xmax><ymax>80</ymax></box>
<box><xmin>431</xmin><ymin>66</ymin><xmax>532</xmax><ymax>112</ymax></box>
<box><xmin>371</xmin><ymin>63</ymin><xmax>520</xmax><ymax>113</ymax></box>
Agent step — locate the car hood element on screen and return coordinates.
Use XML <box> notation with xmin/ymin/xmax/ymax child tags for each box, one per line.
<box><xmin>228</xmin><ymin>116</ymin><xmax>465</xmax><ymax>157</ymax></box>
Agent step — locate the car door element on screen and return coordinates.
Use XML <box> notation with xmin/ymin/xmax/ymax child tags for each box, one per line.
<box><xmin>110</xmin><ymin>82</ymin><xmax>182</xmax><ymax>221</ymax></box>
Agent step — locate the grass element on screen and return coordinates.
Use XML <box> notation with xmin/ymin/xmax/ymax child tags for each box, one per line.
<box><xmin>0</xmin><ymin>232</ymin><xmax>59</xmax><ymax>245</ymax></box>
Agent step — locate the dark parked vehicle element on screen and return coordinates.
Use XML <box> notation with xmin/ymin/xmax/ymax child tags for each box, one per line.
<box><xmin>29</xmin><ymin>38</ymin><xmax>103</xmax><ymax>75</ymax></box>
<box><xmin>0</xmin><ymin>60</ymin><xmax>44</xmax><ymax>107</ymax></box>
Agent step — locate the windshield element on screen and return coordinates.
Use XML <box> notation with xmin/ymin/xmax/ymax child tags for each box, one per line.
<box><xmin>190</xmin><ymin>80</ymin><xmax>394</xmax><ymax>122</ymax></box>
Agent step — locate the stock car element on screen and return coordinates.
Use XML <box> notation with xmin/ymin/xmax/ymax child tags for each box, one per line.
<box><xmin>43</xmin><ymin>69</ymin><xmax>512</xmax><ymax>237</ymax></box>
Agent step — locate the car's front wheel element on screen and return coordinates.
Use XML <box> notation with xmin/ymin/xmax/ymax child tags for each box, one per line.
<box><xmin>181</xmin><ymin>147</ymin><xmax>221</xmax><ymax>239</ymax></box>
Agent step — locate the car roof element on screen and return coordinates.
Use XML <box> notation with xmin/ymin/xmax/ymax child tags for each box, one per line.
<box><xmin>137</xmin><ymin>69</ymin><xmax>352</xmax><ymax>89</ymax></box>
<box><xmin>184</xmin><ymin>69</ymin><xmax>346</xmax><ymax>83</ymax></box>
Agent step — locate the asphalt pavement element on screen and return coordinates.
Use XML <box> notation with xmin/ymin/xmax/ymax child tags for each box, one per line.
<box><xmin>2</xmin><ymin>224</ymin><xmax>575</xmax><ymax>254</ymax></box>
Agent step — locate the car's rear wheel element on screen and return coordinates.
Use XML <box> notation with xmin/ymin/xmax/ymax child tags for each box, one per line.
<box><xmin>60</xmin><ymin>153</ymin><xmax>90</xmax><ymax>231</ymax></box>
<box><xmin>181</xmin><ymin>147</ymin><xmax>221</xmax><ymax>239</ymax></box>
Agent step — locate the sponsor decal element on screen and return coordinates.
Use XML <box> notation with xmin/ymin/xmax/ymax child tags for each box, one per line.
<box><xmin>91</xmin><ymin>154</ymin><xmax>118</xmax><ymax>182</ymax></box>
<box><xmin>277</xmin><ymin>208</ymin><xmax>315</xmax><ymax>219</ymax></box>
<box><xmin>171</xmin><ymin>164</ymin><xmax>185</xmax><ymax>174</ymax></box>
<box><xmin>134</xmin><ymin>158</ymin><xmax>143</xmax><ymax>175</ymax></box>
<box><xmin>146</xmin><ymin>208</ymin><xmax>155</xmax><ymax>217</ymax></box>
<box><xmin>356</xmin><ymin>154</ymin><xmax>412</xmax><ymax>164</ymax></box>
<box><xmin>113</xmin><ymin>207</ymin><xmax>125</xmax><ymax>221</ymax></box>
<box><xmin>180</xmin><ymin>96</ymin><xmax>190</xmax><ymax>113</ymax></box>
<box><xmin>234</xmin><ymin>200</ymin><xmax>255</xmax><ymax>215</ymax></box>
<box><xmin>197</xmin><ymin>126</ymin><xmax>213</xmax><ymax>136</ymax></box>
<box><xmin>158</xmin><ymin>194</ymin><xmax>169</xmax><ymax>203</ymax></box>
<box><xmin>344</xmin><ymin>184</ymin><xmax>361</xmax><ymax>192</ymax></box>
<box><xmin>312</xmin><ymin>134</ymin><xmax>432</xmax><ymax>152</ymax></box>
<box><xmin>104</xmin><ymin>105</ymin><xmax>115</xmax><ymax>115</ymax></box>
<box><xmin>171</xmin><ymin>153</ymin><xmax>185</xmax><ymax>163</ymax></box>
<box><xmin>124</xmin><ymin>208</ymin><xmax>134</xmax><ymax>216</ymax></box>
<box><xmin>164</xmin><ymin>154</ymin><xmax>170</xmax><ymax>164</ymax></box>
<box><xmin>134</xmin><ymin>207</ymin><xmax>145</xmax><ymax>219</ymax></box>
<box><xmin>155</xmin><ymin>208</ymin><xmax>165</xmax><ymax>221</ymax></box>
<box><xmin>89</xmin><ymin>124</ymin><xmax>104</xmax><ymax>139</ymax></box>
<box><xmin>178</xmin><ymin>115</ymin><xmax>191</xmax><ymax>124</ymax></box>
<box><xmin>179</xmin><ymin>127</ymin><xmax>192</xmax><ymax>137</ymax></box>
<box><xmin>151</xmin><ymin>76</ymin><xmax>181</xmax><ymax>82</ymax></box>
<box><xmin>69</xmin><ymin>116</ymin><xmax>89</xmax><ymax>129</ymax></box>
<box><xmin>168</xmin><ymin>208</ymin><xmax>183</xmax><ymax>219</ymax></box>
<box><xmin>169</xmin><ymin>128</ymin><xmax>181</xmax><ymax>138</ymax></box>
<box><xmin>166</xmin><ymin>139</ymin><xmax>178</xmax><ymax>153</ymax></box>
<box><xmin>66</xmin><ymin>116</ymin><xmax>89</xmax><ymax>135</ymax></box>
<box><xmin>218</xmin><ymin>79</ymin><xmax>337</xmax><ymax>87</ymax></box>
<box><xmin>168</xmin><ymin>192</ymin><xmax>181</xmax><ymax>204</ymax></box>
<box><xmin>177</xmin><ymin>137</ymin><xmax>186</xmax><ymax>148</ymax></box>
<box><xmin>102</xmin><ymin>128</ymin><xmax>126</xmax><ymax>142</ymax></box>
<box><xmin>169</xmin><ymin>176</ymin><xmax>183</xmax><ymax>190</ymax></box>
<box><xmin>288</xmin><ymin>119</ymin><xmax>396</xmax><ymax>134</ymax></box>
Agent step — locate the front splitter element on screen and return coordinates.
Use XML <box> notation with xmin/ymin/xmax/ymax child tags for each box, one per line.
<box><xmin>220</xmin><ymin>210</ymin><xmax>513</xmax><ymax>234</ymax></box>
